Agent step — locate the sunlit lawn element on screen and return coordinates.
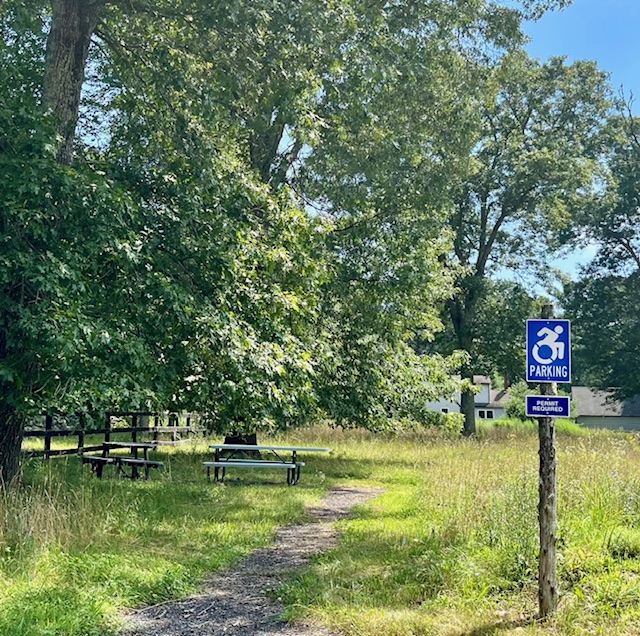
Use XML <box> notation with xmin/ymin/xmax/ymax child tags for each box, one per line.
<box><xmin>4</xmin><ymin>423</ymin><xmax>640</xmax><ymax>635</ymax></box>
<box><xmin>279</xmin><ymin>424</ymin><xmax>640</xmax><ymax>636</ymax></box>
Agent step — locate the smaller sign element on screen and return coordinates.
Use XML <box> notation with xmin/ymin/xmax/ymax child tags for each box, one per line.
<box><xmin>526</xmin><ymin>395</ymin><xmax>570</xmax><ymax>418</ymax></box>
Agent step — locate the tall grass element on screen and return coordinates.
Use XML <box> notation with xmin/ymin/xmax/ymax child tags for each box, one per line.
<box><xmin>278</xmin><ymin>426</ymin><xmax>640</xmax><ymax>635</ymax></box>
<box><xmin>5</xmin><ymin>424</ymin><xmax>640</xmax><ymax>635</ymax></box>
<box><xmin>0</xmin><ymin>442</ymin><xmax>331</xmax><ymax>635</ymax></box>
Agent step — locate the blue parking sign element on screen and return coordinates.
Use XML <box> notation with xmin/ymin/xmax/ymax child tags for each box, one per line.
<box><xmin>526</xmin><ymin>319</ymin><xmax>571</xmax><ymax>383</ymax></box>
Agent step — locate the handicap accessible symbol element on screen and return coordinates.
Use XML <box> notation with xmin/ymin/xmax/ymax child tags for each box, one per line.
<box><xmin>532</xmin><ymin>325</ymin><xmax>565</xmax><ymax>365</ymax></box>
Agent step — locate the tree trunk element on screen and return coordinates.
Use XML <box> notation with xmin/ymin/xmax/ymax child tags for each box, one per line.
<box><xmin>460</xmin><ymin>377</ymin><xmax>476</xmax><ymax>436</ymax></box>
<box><xmin>448</xmin><ymin>275</ymin><xmax>485</xmax><ymax>437</ymax></box>
<box><xmin>223</xmin><ymin>432</ymin><xmax>261</xmax><ymax>459</ymax></box>
<box><xmin>0</xmin><ymin>404</ymin><xmax>26</xmax><ymax>485</ymax></box>
<box><xmin>43</xmin><ymin>0</ymin><xmax>105</xmax><ymax>165</ymax></box>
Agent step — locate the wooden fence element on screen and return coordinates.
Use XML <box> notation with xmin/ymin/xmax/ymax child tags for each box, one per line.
<box><xmin>22</xmin><ymin>412</ymin><xmax>208</xmax><ymax>459</ymax></box>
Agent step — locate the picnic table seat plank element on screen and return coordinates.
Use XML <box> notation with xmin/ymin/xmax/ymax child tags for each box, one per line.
<box><xmin>208</xmin><ymin>444</ymin><xmax>332</xmax><ymax>452</ymax></box>
<box><xmin>203</xmin><ymin>461</ymin><xmax>305</xmax><ymax>468</ymax></box>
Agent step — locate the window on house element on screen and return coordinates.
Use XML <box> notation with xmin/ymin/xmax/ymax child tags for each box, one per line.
<box><xmin>486</xmin><ymin>410</ymin><xmax>494</xmax><ymax>419</ymax></box>
<box><xmin>478</xmin><ymin>410</ymin><xmax>486</xmax><ymax>419</ymax></box>
<box><xmin>441</xmin><ymin>408</ymin><xmax>448</xmax><ymax>414</ymax></box>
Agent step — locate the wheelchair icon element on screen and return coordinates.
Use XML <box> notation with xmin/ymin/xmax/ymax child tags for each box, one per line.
<box><xmin>532</xmin><ymin>325</ymin><xmax>565</xmax><ymax>365</ymax></box>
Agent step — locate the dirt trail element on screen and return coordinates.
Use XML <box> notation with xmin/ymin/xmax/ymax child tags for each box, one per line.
<box><xmin>122</xmin><ymin>485</ymin><xmax>383</xmax><ymax>636</ymax></box>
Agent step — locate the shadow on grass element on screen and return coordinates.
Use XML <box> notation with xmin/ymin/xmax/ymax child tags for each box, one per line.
<box><xmin>457</xmin><ymin>616</ymin><xmax>536</xmax><ymax>635</ymax></box>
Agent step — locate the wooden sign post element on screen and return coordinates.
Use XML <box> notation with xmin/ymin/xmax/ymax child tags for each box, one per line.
<box><xmin>537</xmin><ymin>303</ymin><xmax>558</xmax><ymax>617</ymax></box>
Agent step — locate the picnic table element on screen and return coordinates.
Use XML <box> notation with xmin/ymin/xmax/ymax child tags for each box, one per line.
<box><xmin>82</xmin><ymin>441</ymin><xmax>164</xmax><ymax>479</ymax></box>
<box><xmin>204</xmin><ymin>444</ymin><xmax>332</xmax><ymax>485</ymax></box>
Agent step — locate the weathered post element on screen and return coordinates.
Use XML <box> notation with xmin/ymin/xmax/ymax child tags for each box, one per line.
<box><xmin>538</xmin><ymin>303</ymin><xmax>558</xmax><ymax>617</ymax></box>
<box><xmin>44</xmin><ymin>414</ymin><xmax>53</xmax><ymax>460</ymax></box>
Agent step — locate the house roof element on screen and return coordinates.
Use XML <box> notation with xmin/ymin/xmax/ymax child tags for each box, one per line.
<box><xmin>473</xmin><ymin>375</ymin><xmax>491</xmax><ymax>385</ymax></box>
<box><xmin>488</xmin><ymin>388</ymin><xmax>511</xmax><ymax>408</ymax></box>
<box><xmin>572</xmin><ymin>386</ymin><xmax>640</xmax><ymax>418</ymax></box>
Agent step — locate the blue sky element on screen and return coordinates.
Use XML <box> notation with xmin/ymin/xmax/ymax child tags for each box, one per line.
<box><xmin>525</xmin><ymin>0</ymin><xmax>640</xmax><ymax>111</ymax></box>
<box><xmin>522</xmin><ymin>0</ymin><xmax>640</xmax><ymax>277</ymax></box>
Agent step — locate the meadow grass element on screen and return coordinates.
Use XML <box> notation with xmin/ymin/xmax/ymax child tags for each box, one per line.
<box><xmin>277</xmin><ymin>424</ymin><xmax>640</xmax><ymax>635</ymax></box>
<box><xmin>5</xmin><ymin>423</ymin><xmax>640</xmax><ymax>635</ymax></box>
<box><xmin>1</xmin><ymin>433</ymin><xmax>332</xmax><ymax>635</ymax></box>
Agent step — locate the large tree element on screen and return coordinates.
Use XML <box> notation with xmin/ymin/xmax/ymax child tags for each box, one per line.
<box><xmin>442</xmin><ymin>51</ymin><xmax>610</xmax><ymax>435</ymax></box>
<box><xmin>0</xmin><ymin>0</ymin><xmax>581</xmax><ymax>481</ymax></box>
<box><xmin>565</xmin><ymin>107</ymin><xmax>640</xmax><ymax>397</ymax></box>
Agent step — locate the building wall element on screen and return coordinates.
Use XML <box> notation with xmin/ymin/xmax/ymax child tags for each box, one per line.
<box><xmin>577</xmin><ymin>416</ymin><xmax>640</xmax><ymax>431</ymax></box>
<box><xmin>427</xmin><ymin>397</ymin><xmax>460</xmax><ymax>414</ymax></box>
<box><xmin>475</xmin><ymin>407</ymin><xmax>506</xmax><ymax>421</ymax></box>
<box><xmin>475</xmin><ymin>383</ymin><xmax>491</xmax><ymax>405</ymax></box>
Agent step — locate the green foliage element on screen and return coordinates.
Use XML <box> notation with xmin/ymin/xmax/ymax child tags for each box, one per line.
<box><xmin>566</xmin><ymin>275</ymin><xmax>640</xmax><ymax>396</ymax></box>
<box><xmin>0</xmin><ymin>0</ymin><xmax>595</xmax><ymax>472</ymax></box>
<box><xmin>474</xmin><ymin>281</ymin><xmax>541</xmax><ymax>384</ymax></box>
<box><xmin>565</xmin><ymin>110</ymin><xmax>640</xmax><ymax>398</ymax></box>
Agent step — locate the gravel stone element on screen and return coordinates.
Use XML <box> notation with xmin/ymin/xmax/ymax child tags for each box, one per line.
<box><xmin>121</xmin><ymin>486</ymin><xmax>384</xmax><ymax>636</ymax></box>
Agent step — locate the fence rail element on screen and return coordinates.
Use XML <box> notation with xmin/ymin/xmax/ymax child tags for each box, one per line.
<box><xmin>22</xmin><ymin>412</ymin><xmax>208</xmax><ymax>459</ymax></box>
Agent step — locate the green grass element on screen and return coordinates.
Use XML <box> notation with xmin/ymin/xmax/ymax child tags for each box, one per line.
<box><xmin>6</xmin><ymin>423</ymin><xmax>640</xmax><ymax>635</ymax></box>
<box><xmin>276</xmin><ymin>426</ymin><xmax>640</xmax><ymax>635</ymax></box>
<box><xmin>1</xmin><ymin>435</ymin><xmax>333</xmax><ymax>635</ymax></box>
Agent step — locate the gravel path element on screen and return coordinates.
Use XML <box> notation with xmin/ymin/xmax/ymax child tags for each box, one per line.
<box><xmin>121</xmin><ymin>485</ymin><xmax>384</xmax><ymax>636</ymax></box>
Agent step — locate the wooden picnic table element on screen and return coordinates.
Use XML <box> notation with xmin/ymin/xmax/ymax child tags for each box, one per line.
<box><xmin>82</xmin><ymin>441</ymin><xmax>164</xmax><ymax>479</ymax></box>
<box><xmin>204</xmin><ymin>443</ymin><xmax>332</xmax><ymax>485</ymax></box>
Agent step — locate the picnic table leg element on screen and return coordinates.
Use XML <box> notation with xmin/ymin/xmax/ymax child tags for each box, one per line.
<box><xmin>214</xmin><ymin>447</ymin><xmax>222</xmax><ymax>482</ymax></box>
<box><xmin>291</xmin><ymin>450</ymin><xmax>300</xmax><ymax>485</ymax></box>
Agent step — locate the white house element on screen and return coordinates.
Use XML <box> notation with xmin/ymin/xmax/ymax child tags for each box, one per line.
<box><xmin>428</xmin><ymin>375</ymin><xmax>511</xmax><ymax>421</ymax></box>
<box><xmin>572</xmin><ymin>386</ymin><xmax>640</xmax><ymax>430</ymax></box>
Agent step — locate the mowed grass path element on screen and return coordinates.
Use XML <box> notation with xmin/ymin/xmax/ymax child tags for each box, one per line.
<box><xmin>3</xmin><ymin>425</ymin><xmax>640</xmax><ymax>635</ymax></box>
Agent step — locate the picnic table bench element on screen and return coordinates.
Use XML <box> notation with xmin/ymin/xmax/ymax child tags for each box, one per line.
<box><xmin>82</xmin><ymin>441</ymin><xmax>164</xmax><ymax>479</ymax></box>
<box><xmin>204</xmin><ymin>444</ymin><xmax>332</xmax><ymax>485</ymax></box>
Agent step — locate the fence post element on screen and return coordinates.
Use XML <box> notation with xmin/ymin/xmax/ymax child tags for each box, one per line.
<box><xmin>77</xmin><ymin>414</ymin><xmax>85</xmax><ymax>456</ymax></box>
<box><xmin>104</xmin><ymin>413</ymin><xmax>111</xmax><ymax>444</ymax></box>
<box><xmin>44</xmin><ymin>415</ymin><xmax>53</xmax><ymax>460</ymax></box>
<box><xmin>171</xmin><ymin>412</ymin><xmax>178</xmax><ymax>442</ymax></box>
<box><xmin>140</xmin><ymin>414</ymin><xmax>150</xmax><ymax>437</ymax></box>
<box><xmin>132</xmin><ymin>414</ymin><xmax>138</xmax><ymax>443</ymax></box>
